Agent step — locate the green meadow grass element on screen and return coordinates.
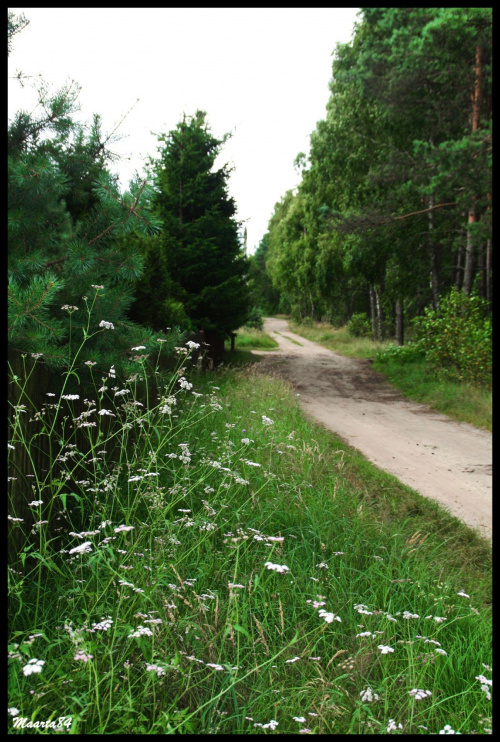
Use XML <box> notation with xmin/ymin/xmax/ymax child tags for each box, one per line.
<box><xmin>8</xmin><ymin>327</ymin><xmax>491</xmax><ymax>734</ymax></box>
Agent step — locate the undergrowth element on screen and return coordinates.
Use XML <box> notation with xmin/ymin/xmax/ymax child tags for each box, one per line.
<box><xmin>8</xmin><ymin>306</ymin><xmax>492</xmax><ymax>734</ymax></box>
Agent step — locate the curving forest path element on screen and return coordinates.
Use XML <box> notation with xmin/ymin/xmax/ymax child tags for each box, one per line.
<box><xmin>252</xmin><ymin>317</ymin><xmax>492</xmax><ymax>542</ymax></box>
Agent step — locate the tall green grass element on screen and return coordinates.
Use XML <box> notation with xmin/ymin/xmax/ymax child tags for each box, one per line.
<box><xmin>8</xmin><ymin>308</ymin><xmax>491</xmax><ymax>734</ymax></box>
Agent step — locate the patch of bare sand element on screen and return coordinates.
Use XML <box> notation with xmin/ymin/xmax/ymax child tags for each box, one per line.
<box><xmin>253</xmin><ymin>318</ymin><xmax>492</xmax><ymax>541</ymax></box>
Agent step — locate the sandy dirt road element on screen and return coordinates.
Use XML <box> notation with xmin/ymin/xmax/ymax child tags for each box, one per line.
<box><xmin>253</xmin><ymin>318</ymin><xmax>492</xmax><ymax>541</ymax></box>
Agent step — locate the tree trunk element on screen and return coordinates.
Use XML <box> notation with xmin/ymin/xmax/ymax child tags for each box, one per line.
<box><xmin>395</xmin><ymin>298</ymin><xmax>404</xmax><ymax>346</ymax></box>
<box><xmin>455</xmin><ymin>228</ymin><xmax>465</xmax><ymax>290</ymax></box>
<box><xmin>486</xmin><ymin>237</ymin><xmax>492</xmax><ymax>309</ymax></box>
<box><xmin>463</xmin><ymin>216</ymin><xmax>475</xmax><ymax>296</ymax></box>
<box><xmin>463</xmin><ymin>45</ymin><xmax>484</xmax><ymax>296</ymax></box>
<box><xmin>428</xmin><ymin>193</ymin><xmax>440</xmax><ymax>310</ymax></box>
<box><xmin>374</xmin><ymin>285</ymin><xmax>384</xmax><ymax>341</ymax></box>
<box><xmin>369</xmin><ymin>284</ymin><xmax>377</xmax><ymax>341</ymax></box>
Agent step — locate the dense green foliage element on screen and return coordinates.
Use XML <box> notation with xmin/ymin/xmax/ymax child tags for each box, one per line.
<box><xmin>131</xmin><ymin>111</ymin><xmax>251</xmax><ymax>337</ymax></box>
<box><xmin>262</xmin><ymin>8</ymin><xmax>492</xmax><ymax>344</ymax></box>
<box><xmin>8</xmin><ymin>36</ymin><xmax>172</xmax><ymax>376</ymax></box>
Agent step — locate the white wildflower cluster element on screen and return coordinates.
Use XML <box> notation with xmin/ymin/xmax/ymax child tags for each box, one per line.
<box><xmin>74</xmin><ymin>650</ymin><xmax>93</xmax><ymax>662</ymax></box>
<box><xmin>91</xmin><ymin>617</ymin><xmax>113</xmax><ymax>632</ymax></box>
<box><xmin>354</xmin><ymin>604</ymin><xmax>374</xmax><ymax>615</ymax></box>
<box><xmin>261</xmin><ymin>415</ymin><xmax>274</xmax><ymax>426</ymax></box>
<box><xmin>62</xmin><ymin>394</ymin><xmax>80</xmax><ymax>400</ymax></box>
<box><xmin>387</xmin><ymin>719</ymin><xmax>403</xmax><ymax>733</ymax></box>
<box><xmin>159</xmin><ymin>395</ymin><xmax>176</xmax><ymax>415</ymax></box>
<box><xmin>146</xmin><ymin>663</ymin><xmax>166</xmax><ymax>677</ymax></box>
<box><xmin>128</xmin><ymin>625</ymin><xmax>153</xmax><ymax>638</ymax></box>
<box><xmin>22</xmin><ymin>659</ymin><xmax>45</xmax><ymax>676</ymax></box>
<box><xmin>178</xmin><ymin>377</ymin><xmax>193</xmax><ymax>390</ymax></box>
<box><xmin>285</xmin><ymin>656</ymin><xmax>301</xmax><ymax>664</ymax></box>
<box><xmin>178</xmin><ymin>443</ymin><xmax>191</xmax><ymax>464</ymax></box>
<box><xmin>69</xmin><ymin>541</ymin><xmax>93</xmax><ymax>555</ymax></box>
<box><xmin>318</xmin><ymin>609</ymin><xmax>342</xmax><ymax>624</ymax></box>
<box><xmin>409</xmin><ymin>688</ymin><xmax>432</xmax><ymax>701</ymax></box>
<box><xmin>253</xmin><ymin>720</ymin><xmax>279</xmax><ymax>730</ymax></box>
<box><xmin>402</xmin><ymin>611</ymin><xmax>420</xmax><ymax>619</ymax></box>
<box><xmin>457</xmin><ymin>590</ymin><xmax>470</xmax><ymax>598</ymax></box>
<box><xmin>99</xmin><ymin>320</ymin><xmax>114</xmax><ymax>330</ymax></box>
<box><xmin>378</xmin><ymin>645</ymin><xmax>394</xmax><ymax>655</ymax></box>
<box><xmin>185</xmin><ymin>340</ymin><xmax>200</xmax><ymax>350</ymax></box>
<box><xmin>475</xmin><ymin>673</ymin><xmax>492</xmax><ymax>701</ymax></box>
<box><xmin>439</xmin><ymin>725</ymin><xmax>461</xmax><ymax>734</ymax></box>
<box><xmin>265</xmin><ymin>561</ymin><xmax>290</xmax><ymax>574</ymax></box>
<box><xmin>360</xmin><ymin>687</ymin><xmax>379</xmax><ymax>703</ymax></box>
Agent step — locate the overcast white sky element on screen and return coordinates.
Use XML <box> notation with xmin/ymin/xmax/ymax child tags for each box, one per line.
<box><xmin>8</xmin><ymin>7</ymin><xmax>360</xmax><ymax>252</ymax></box>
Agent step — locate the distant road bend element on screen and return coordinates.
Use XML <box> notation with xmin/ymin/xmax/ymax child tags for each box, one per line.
<box><xmin>253</xmin><ymin>317</ymin><xmax>492</xmax><ymax>542</ymax></box>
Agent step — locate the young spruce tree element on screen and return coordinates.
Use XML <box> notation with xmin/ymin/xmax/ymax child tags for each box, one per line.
<box><xmin>132</xmin><ymin>111</ymin><xmax>251</xmax><ymax>355</ymax></box>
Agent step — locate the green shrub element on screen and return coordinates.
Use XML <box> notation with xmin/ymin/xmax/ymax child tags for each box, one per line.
<box><xmin>346</xmin><ymin>313</ymin><xmax>371</xmax><ymax>338</ymax></box>
<box><xmin>413</xmin><ymin>288</ymin><xmax>491</xmax><ymax>385</ymax></box>
<box><xmin>244</xmin><ymin>306</ymin><xmax>264</xmax><ymax>330</ymax></box>
<box><xmin>375</xmin><ymin>339</ymin><xmax>426</xmax><ymax>364</ymax></box>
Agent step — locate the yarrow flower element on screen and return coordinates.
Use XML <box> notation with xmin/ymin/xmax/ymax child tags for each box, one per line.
<box><xmin>69</xmin><ymin>541</ymin><xmax>93</xmax><ymax>555</ymax></box>
<box><xmin>318</xmin><ymin>609</ymin><xmax>342</xmax><ymax>624</ymax></box>
<box><xmin>409</xmin><ymin>689</ymin><xmax>432</xmax><ymax>701</ymax></box>
<box><xmin>475</xmin><ymin>674</ymin><xmax>492</xmax><ymax>700</ymax></box>
<box><xmin>131</xmin><ymin>346</ymin><xmax>146</xmax><ymax>351</ymax></box>
<box><xmin>457</xmin><ymin>590</ymin><xmax>470</xmax><ymax>598</ymax></box>
<box><xmin>146</xmin><ymin>663</ymin><xmax>166</xmax><ymax>677</ymax></box>
<box><xmin>114</xmin><ymin>525</ymin><xmax>134</xmax><ymax>533</ymax></box>
<box><xmin>99</xmin><ymin>320</ymin><xmax>114</xmax><ymax>330</ymax></box>
<box><xmin>128</xmin><ymin>626</ymin><xmax>153</xmax><ymax>638</ymax></box>
<box><xmin>261</xmin><ymin>415</ymin><xmax>274</xmax><ymax>426</ymax></box>
<box><xmin>378</xmin><ymin>645</ymin><xmax>394</xmax><ymax>654</ymax></box>
<box><xmin>265</xmin><ymin>562</ymin><xmax>290</xmax><ymax>573</ymax></box>
<box><xmin>22</xmin><ymin>659</ymin><xmax>45</xmax><ymax>676</ymax></box>
<box><xmin>387</xmin><ymin>719</ymin><xmax>403</xmax><ymax>733</ymax></box>
<box><xmin>62</xmin><ymin>394</ymin><xmax>80</xmax><ymax>400</ymax></box>
<box><xmin>74</xmin><ymin>651</ymin><xmax>93</xmax><ymax>662</ymax></box>
<box><xmin>360</xmin><ymin>687</ymin><xmax>379</xmax><ymax>703</ymax></box>
<box><xmin>439</xmin><ymin>725</ymin><xmax>461</xmax><ymax>735</ymax></box>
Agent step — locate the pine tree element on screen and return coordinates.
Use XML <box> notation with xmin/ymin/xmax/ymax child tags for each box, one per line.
<box><xmin>132</xmin><ymin>111</ymin><xmax>251</xmax><ymax>352</ymax></box>
<box><xmin>8</xmin><ymin>16</ymin><xmax>180</xmax><ymax>379</ymax></box>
